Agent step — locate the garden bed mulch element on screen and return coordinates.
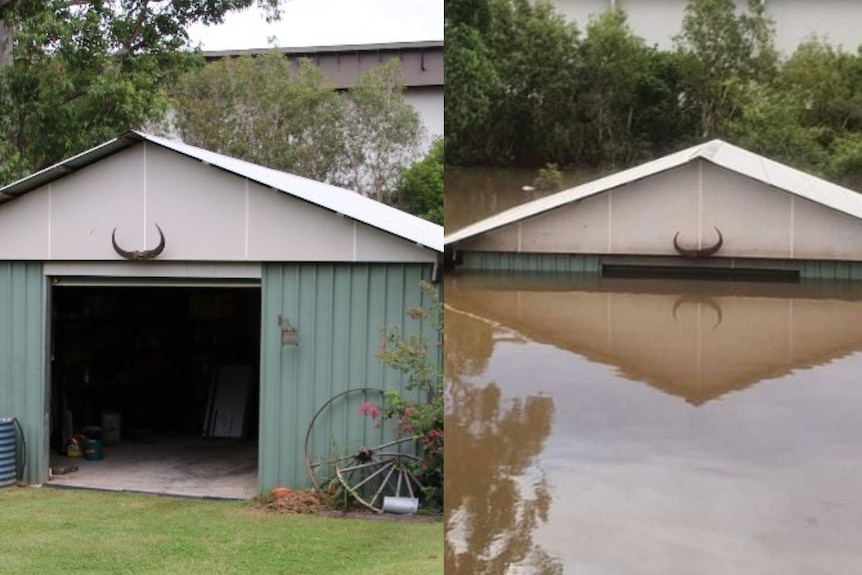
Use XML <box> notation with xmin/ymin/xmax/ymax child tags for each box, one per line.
<box><xmin>258</xmin><ymin>488</ymin><xmax>441</xmax><ymax>521</ymax></box>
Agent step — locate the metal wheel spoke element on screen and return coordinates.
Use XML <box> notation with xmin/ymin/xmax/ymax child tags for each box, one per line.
<box><xmin>305</xmin><ymin>387</ymin><xmax>426</xmax><ymax>513</ymax></box>
<box><xmin>372</xmin><ymin>436</ymin><xmax>417</xmax><ymax>451</ymax></box>
<box><xmin>310</xmin><ymin>453</ymin><xmax>359</xmax><ymax>470</ymax></box>
<box><xmin>349</xmin><ymin>460</ymin><xmax>394</xmax><ymax>492</ymax></box>
<box><xmin>373</xmin><ymin>451</ymin><xmax>421</xmax><ymax>460</ymax></box>
<box><xmin>368</xmin><ymin>462</ymin><xmax>398</xmax><ymax>507</ymax></box>
<box><xmin>338</xmin><ymin>457</ymin><xmax>386</xmax><ymax>474</ymax></box>
<box><xmin>404</xmin><ymin>470</ymin><xmax>416</xmax><ymax>498</ymax></box>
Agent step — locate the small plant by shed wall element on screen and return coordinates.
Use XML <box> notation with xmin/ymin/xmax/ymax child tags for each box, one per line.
<box><xmin>259</xmin><ymin>261</ymin><xmax>437</xmax><ymax>491</ymax></box>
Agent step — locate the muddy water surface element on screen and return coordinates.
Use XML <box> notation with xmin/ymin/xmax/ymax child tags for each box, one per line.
<box><xmin>444</xmin><ymin>167</ymin><xmax>602</xmax><ymax>232</ymax></box>
<box><xmin>444</xmin><ymin>273</ymin><xmax>862</xmax><ymax>574</ymax></box>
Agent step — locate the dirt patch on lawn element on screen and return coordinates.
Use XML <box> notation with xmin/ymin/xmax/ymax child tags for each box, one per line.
<box><xmin>258</xmin><ymin>488</ymin><xmax>332</xmax><ymax>514</ymax></box>
<box><xmin>256</xmin><ymin>488</ymin><xmax>441</xmax><ymax>521</ymax></box>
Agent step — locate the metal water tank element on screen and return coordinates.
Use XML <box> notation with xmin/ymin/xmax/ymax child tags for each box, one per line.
<box><xmin>0</xmin><ymin>418</ymin><xmax>17</xmax><ymax>487</ymax></box>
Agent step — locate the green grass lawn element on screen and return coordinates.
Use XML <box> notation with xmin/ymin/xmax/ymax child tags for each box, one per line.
<box><xmin>0</xmin><ymin>487</ymin><xmax>442</xmax><ymax>575</ymax></box>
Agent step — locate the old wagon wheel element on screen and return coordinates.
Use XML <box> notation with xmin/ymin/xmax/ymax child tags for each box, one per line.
<box><xmin>304</xmin><ymin>388</ymin><xmax>423</xmax><ymax>513</ymax></box>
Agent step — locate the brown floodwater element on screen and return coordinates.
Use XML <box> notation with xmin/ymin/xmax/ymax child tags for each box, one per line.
<box><xmin>445</xmin><ymin>275</ymin><xmax>862</xmax><ymax>574</ymax></box>
<box><xmin>444</xmin><ymin>166</ymin><xmax>603</xmax><ymax>233</ymax></box>
<box><xmin>444</xmin><ymin>170</ymin><xmax>862</xmax><ymax>574</ymax></box>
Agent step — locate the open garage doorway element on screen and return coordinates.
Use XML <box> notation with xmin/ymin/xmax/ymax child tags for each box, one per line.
<box><xmin>47</xmin><ymin>280</ymin><xmax>261</xmax><ymax>499</ymax></box>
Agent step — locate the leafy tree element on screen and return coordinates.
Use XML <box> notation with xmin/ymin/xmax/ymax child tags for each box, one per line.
<box><xmin>173</xmin><ymin>54</ymin><xmax>346</xmax><ymax>184</ymax></box>
<box><xmin>388</xmin><ymin>138</ymin><xmax>444</xmax><ymax>224</ymax></box>
<box><xmin>826</xmin><ymin>132</ymin><xmax>862</xmax><ymax>191</ymax></box>
<box><xmin>484</xmin><ymin>0</ymin><xmax>581</xmax><ymax>166</ymax></box>
<box><xmin>673</xmin><ymin>0</ymin><xmax>778</xmax><ymax>138</ymax></box>
<box><xmin>577</xmin><ymin>8</ymin><xmax>655</xmax><ymax>166</ymax></box>
<box><xmin>444</xmin><ymin>22</ymin><xmax>501</xmax><ymax>164</ymax></box>
<box><xmin>173</xmin><ymin>56</ymin><xmax>423</xmax><ymax>201</ymax></box>
<box><xmin>779</xmin><ymin>39</ymin><xmax>862</xmax><ymax>136</ymax></box>
<box><xmin>0</xmin><ymin>0</ymin><xmax>280</xmax><ymax>69</ymax></box>
<box><xmin>445</xmin><ymin>0</ymin><xmax>862</xmax><ymax>195</ymax></box>
<box><xmin>338</xmin><ymin>59</ymin><xmax>424</xmax><ymax>201</ymax></box>
<box><xmin>629</xmin><ymin>49</ymin><xmax>699</xmax><ymax>157</ymax></box>
<box><xmin>0</xmin><ymin>0</ymin><xmax>283</xmax><ymax>184</ymax></box>
<box><xmin>725</xmin><ymin>83</ymin><xmax>828</xmax><ymax>173</ymax></box>
<box><xmin>445</xmin><ymin>0</ymin><xmax>695</xmax><ymax>168</ymax></box>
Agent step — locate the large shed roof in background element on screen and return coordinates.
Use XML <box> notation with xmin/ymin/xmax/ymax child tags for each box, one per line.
<box><xmin>0</xmin><ymin>131</ymin><xmax>442</xmax><ymax>253</ymax></box>
<box><xmin>445</xmin><ymin>140</ymin><xmax>862</xmax><ymax>246</ymax></box>
<box><xmin>202</xmin><ymin>40</ymin><xmax>444</xmax><ymax>89</ymax></box>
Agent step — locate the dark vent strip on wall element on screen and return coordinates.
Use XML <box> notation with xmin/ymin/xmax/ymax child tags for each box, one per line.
<box><xmin>602</xmin><ymin>264</ymin><xmax>801</xmax><ymax>283</ymax></box>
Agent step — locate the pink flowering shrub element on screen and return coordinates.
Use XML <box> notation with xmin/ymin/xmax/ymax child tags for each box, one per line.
<box><xmin>357</xmin><ymin>401</ymin><xmax>381</xmax><ymax>419</ymax></box>
<box><xmin>358</xmin><ymin>281</ymin><xmax>443</xmax><ymax>509</ymax></box>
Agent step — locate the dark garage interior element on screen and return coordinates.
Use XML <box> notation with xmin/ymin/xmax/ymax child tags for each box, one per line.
<box><xmin>47</xmin><ymin>283</ymin><xmax>261</xmax><ymax>497</ymax></box>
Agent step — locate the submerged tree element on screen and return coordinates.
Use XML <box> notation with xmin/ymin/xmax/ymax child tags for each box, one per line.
<box><xmin>674</xmin><ymin>0</ymin><xmax>778</xmax><ymax>139</ymax></box>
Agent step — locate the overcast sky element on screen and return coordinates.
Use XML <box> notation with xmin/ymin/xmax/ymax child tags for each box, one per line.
<box><xmin>187</xmin><ymin>0</ymin><xmax>444</xmax><ymax>51</ymax></box>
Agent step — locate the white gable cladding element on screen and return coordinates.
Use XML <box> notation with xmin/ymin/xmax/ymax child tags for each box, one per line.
<box><xmin>0</xmin><ymin>142</ymin><xmax>437</xmax><ymax>263</ymax></box>
<box><xmin>456</xmin><ymin>160</ymin><xmax>862</xmax><ymax>262</ymax></box>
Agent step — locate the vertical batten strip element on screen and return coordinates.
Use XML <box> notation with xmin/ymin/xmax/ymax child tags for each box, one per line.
<box><xmin>789</xmin><ymin>195</ymin><xmax>795</xmax><ymax>259</ymax></box>
<box><xmin>607</xmin><ymin>190</ymin><xmax>613</xmax><ymax>254</ymax></box>
<box><xmin>244</xmin><ymin>179</ymin><xmax>250</xmax><ymax>260</ymax></box>
<box><xmin>47</xmin><ymin>185</ymin><xmax>52</xmax><ymax>259</ymax></box>
<box><xmin>143</xmin><ymin>142</ymin><xmax>148</xmax><ymax>244</ymax></box>
<box><xmin>517</xmin><ymin>223</ymin><xmax>522</xmax><ymax>253</ymax></box>
<box><xmin>697</xmin><ymin>160</ymin><xmax>703</xmax><ymax>249</ymax></box>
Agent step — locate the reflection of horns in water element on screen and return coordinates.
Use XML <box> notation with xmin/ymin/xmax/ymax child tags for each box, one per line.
<box><xmin>673</xmin><ymin>227</ymin><xmax>723</xmax><ymax>258</ymax></box>
<box><xmin>672</xmin><ymin>296</ymin><xmax>723</xmax><ymax>329</ymax></box>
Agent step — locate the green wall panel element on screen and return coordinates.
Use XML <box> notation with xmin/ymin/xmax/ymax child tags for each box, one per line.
<box><xmin>800</xmin><ymin>260</ymin><xmax>862</xmax><ymax>280</ymax></box>
<box><xmin>0</xmin><ymin>262</ymin><xmax>46</xmax><ymax>485</ymax></box>
<box><xmin>259</xmin><ymin>262</ymin><xmax>437</xmax><ymax>491</ymax></box>
<box><xmin>460</xmin><ymin>251</ymin><xmax>600</xmax><ymax>273</ymax></box>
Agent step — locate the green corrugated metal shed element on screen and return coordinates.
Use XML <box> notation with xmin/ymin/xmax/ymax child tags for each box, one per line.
<box><xmin>260</xmin><ymin>263</ymin><xmax>436</xmax><ymax>489</ymax></box>
<box><xmin>0</xmin><ymin>263</ymin><xmax>47</xmax><ymax>485</ymax></box>
<box><xmin>0</xmin><ymin>134</ymin><xmax>443</xmax><ymax>494</ymax></box>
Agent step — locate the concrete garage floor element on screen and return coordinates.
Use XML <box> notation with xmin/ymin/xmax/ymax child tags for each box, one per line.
<box><xmin>47</xmin><ymin>436</ymin><xmax>259</xmax><ymax>499</ymax></box>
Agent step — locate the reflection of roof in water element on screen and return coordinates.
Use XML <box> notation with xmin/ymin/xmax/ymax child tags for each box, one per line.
<box><xmin>446</xmin><ymin>275</ymin><xmax>862</xmax><ymax>405</ymax></box>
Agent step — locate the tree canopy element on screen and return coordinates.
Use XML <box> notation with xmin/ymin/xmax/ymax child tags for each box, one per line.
<box><xmin>172</xmin><ymin>55</ymin><xmax>424</xmax><ymax>201</ymax></box>
<box><xmin>0</xmin><ymin>0</ymin><xmax>438</xmax><ymax>222</ymax></box>
<box><xmin>446</xmin><ymin>0</ymin><xmax>862</xmax><ymax>192</ymax></box>
<box><xmin>0</xmin><ymin>0</ymin><xmax>283</xmax><ymax>183</ymax></box>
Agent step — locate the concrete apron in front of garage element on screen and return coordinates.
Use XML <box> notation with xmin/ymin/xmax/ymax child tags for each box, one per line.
<box><xmin>47</xmin><ymin>436</ymin><xmax>258</xmax><ymax>499</ymax></box>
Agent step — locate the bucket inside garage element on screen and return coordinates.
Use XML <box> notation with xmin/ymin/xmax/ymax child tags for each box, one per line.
<box><xmin>47</xmin><ymin>281</ymin><xmax>260</xmax><ymax>498</ymax></box>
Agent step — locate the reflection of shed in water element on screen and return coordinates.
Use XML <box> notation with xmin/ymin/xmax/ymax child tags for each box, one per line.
<box><xmin>447</xmin><ymin>277</ymin><xmax>862</xmax><ymax>404</ymax></box>
<box><xmin>445</xmin><ymin>141</ymin><xmax>862</xmax><ymax>280</ymax></box>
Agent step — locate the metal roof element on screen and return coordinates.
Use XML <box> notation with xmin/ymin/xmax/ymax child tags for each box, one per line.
<box><xmin>202</xmin><ymin>41</ymin><xmax>444</xmax><ymax>89</ymax></box>
<box><xmin>202</xmin><ymin>40</ymin><xmax>443</xmax><ymax>59</ymax></box>
<box><xmin>445</xmin><ymin>139</ymin><xmax>862</xmax><ymax>246</ymax></box>
<box><xmin>0</xmin><ymin>131</ymin><xmax>443</xmax><ymax>253</ymax></box>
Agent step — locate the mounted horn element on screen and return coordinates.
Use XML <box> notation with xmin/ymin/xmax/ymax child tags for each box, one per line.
<box><xmin>673</xmin><ymin>227</ymin><xmax>723</xmax><ymax>258</ymax></box>
<box><xmin>112</xmin><ymin>224</ymin><xmax>166</xmax><ymax>261</ymax></box>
